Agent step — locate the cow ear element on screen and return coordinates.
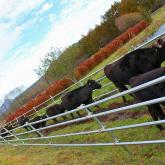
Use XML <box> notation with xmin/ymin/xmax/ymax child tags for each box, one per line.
<box><xmin>155</xmin><ymin>48</ymin><xmax>158</xmax><ymax>52</ymax></box>
<box><xmin>87</xmin><ymin>80</ymin><xmax>92</xmax><ymax>86</ymax></box>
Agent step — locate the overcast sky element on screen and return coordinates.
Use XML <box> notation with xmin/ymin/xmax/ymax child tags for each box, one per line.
<box><xmin>0</xmin><ymin>0</ymin><xmax>116</xmax><ymax>100</ymax></box>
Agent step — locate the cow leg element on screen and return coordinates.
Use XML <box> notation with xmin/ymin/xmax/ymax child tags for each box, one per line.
<box><xmin>24</xmin><ymin>126</ymin><xmax>31</xmax><ymax>131</ymax></box>
<box><xmin>70</xmin><ymin>113</ymin><xmax>75</xmax><ymax>119</ymax></box>
<box><xmin>148</xmin><ymin>105</ymin><xmax>164</xmax><ymax>130</ymax></box>
<box><xmin>153</xmin><ymin>104</ymin><xmax>165</xmax><ymax>130</ymax></box>
<box><xmin>118</xmin><ymin>82</ymin><xmax>137</xmax><ymax>104</ymax></box>
<box><xmin>53</xmin><ymin>118</ymin><xmax>57</xmax><ymax>123</ymax></box>
<box><xmin>62</xmin><ymin>115</ymin><xmax>67</xmax><ymax>120</ymax></box>
<box><xmin>76</xmin><ymin>111</ymin><xmax>81</xmax><ymax>117</ymax></box>
<box><xmin>155</xmin><ymin>104</ymin><xmax>165</xmax><ymax>120</ymax></box>
<box><xmin>87</xmin><ymin>100</ymin><xmax>101</xmax><ymax>110</ymax></box>
<box><xmin>118</xmin><ymin>89</ymin><xmax>127</xmax><ymax>104</ymax></box>
<box><xmin>117</xmin><ymin>84</ymin><xmax>129</xmax><ymax>104</ymax></box>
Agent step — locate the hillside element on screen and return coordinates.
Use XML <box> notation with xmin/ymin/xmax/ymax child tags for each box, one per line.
<box><xmin>0</xmin><ymin>5</ymin><xmax>165</xmax><ymax>165</ymax></box>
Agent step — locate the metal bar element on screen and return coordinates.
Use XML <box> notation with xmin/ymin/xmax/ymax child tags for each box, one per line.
<box><xmin>102</xmin><ymin>82</ymin><xmax>113</xmax><ymax>88</ymax></box>
<box><xmin>4</xmin><ymin>96</ymin><xmax>165</xmax><ymax>138</ymax></box>
<box><xmin>9</xmin><ymin>75</ymin><xmax>165</xmax><ymax>131</ymax></box>
<box><xmin>27</xmin><ymin>123</ymin><xmax>44</xmax><ymax>137</ymax></box>
<box><xmin>96</xmin><ymin>75</ymin><xmax>106</xmax><ymax>82</ymax></box>
<box><xmin>3</xmin><ymin>128</ymin><xmax>21</xmax><ymax>141</ymax></box>
<box><xmin>26</xmin><ymin>123</ymin><xmax>51</xmax><ymax>144</ymax></box>
<box><xmin>1</xmin><ymin>140</ymin><xmax>165</xmax><ymax>147</ymax></box>
<box><xmin>0</xmin><ymin>135</ymin><xmax>11</xmax><ymax>144</ymax></box>
<box><xmin>83</xmin><ymin>107</ymin><xmax>131</xmax><ymax>154</ymax></box>
<box><xmin>84</xmin><ymin>107</ymin><xmax>105</xmax><ymax>129</ymax></box>
<box><xmin>94</xmin><ymin>89</ymin><xmax>118</xmax><ymax>100</ymax></box>
<box><xmin>50</xmin><ymin>95</ymin><xmax>56</xmax><ymax>104</ymax></box>
<box><xmin>2</xmin><ymin>120</ymin><xmax>165</xmax><ymax>143</ymax></box>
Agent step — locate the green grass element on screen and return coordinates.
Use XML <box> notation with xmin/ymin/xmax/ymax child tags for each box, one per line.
<box><xmin>0</xmin><ymin>6</ymin><xmax>165</xmax><ymax>165</ymax></box>
<box><xmin>0</xmin><ymin>115</ymin><xmax>165</xmax><ymax>165</ymax></box>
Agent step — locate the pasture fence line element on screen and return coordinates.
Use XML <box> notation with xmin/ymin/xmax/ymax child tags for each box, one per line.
<box><xmin>0</xmin><ymin>32</ymin><xmax>164</xmax><ymax>152</ymax></box>
<box><xmin>5</xmin><ymin>31</ymin><xmax>165</xmax><ymax>127</ymax></box>
<box><xmin>1</xmin><ymin>75</ymin><xmax>165</xmax><ymax>140</ymax></box>
<box><xmin>2</xmin><ymin>75</ymin><xmax>165</xmax><ymax>137</ymax></box>
<box><xmin>1</xmin><ymin>140</ymin><xmax>164</xmax><ymax>147</ymax></box>
<box><xmin>1</xmin><ymin>119</ymin><xmax>164</xmax><ymax>143</ymax></box>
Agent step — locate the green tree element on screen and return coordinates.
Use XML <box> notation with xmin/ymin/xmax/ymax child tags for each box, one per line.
<box><xmin>34</xmin><ymin>47</ymin><xmax>62</xmax><ymax>77</ymax></box>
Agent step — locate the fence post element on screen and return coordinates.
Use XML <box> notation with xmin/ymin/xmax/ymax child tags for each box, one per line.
<box><xmin>50</xmin><ymin>95</ymin><xmax>56</xmax><ymax>104</ymax></box>
<box><xmin>3</xmin><ymin>127</ymin><xmax>24</xmax><ymax>144</ymax></box>
<box><xmin>26</xmin><ymin>122</ymin><xmax>51</xmax><ymax>144</ymax></box>
<box><xmin>0</xmin><ymin>135</ymin><xmax>11</xmax><ymax>145</ymax></box>
<box><xmin>81</xmin><ymin>105</ymin><xmax>132</xmax><ymax>155</ymax></box>
<box><xmin>33</xmin><ymin>107</ymin><xmax>40</xmax><ymax>116</ymax></box>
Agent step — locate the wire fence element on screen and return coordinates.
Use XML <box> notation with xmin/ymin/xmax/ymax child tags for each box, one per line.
<box><xmin>0</xmin><ymin>31</ymin><xmax>165</xmax><ymax>154</ymax></box>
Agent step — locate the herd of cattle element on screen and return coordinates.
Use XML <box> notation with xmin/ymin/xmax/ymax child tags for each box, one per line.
<box><xmin>0</xmin><ymin>38</ymin><xmax>165</xmax><ymax>139</ymax></box>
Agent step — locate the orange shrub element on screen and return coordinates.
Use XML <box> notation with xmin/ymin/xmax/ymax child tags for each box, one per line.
<box><xmin>5</xmin><ymin>114</ymin><xmax>15</xmax><ymax>122</ymax></box>
<box><xmin>74</xmin><ymin>65</ymin><xmax>89</xmax><ymax>79</ymax></box>
<box><xmin>74</xmin><ymin>68</ymin><xmax>82</xmax><ymax>80</ymax></box>
<box><xmin>117</xmin><ymin>32</ymin><xmax>130</xmax><ymax>43</ymax></box>
<box><xmin>127</xmin><ymin>27</ymin><xmax>136</xmax><ymax>38</ymax></box>
<box><xmin>98</xmin><ymin>48</ymin><xmax>112</xmax><ymax>58</ymax></box>
<box><xmin>92</xmin><ymin>52</ymin><xmax>105</xmax><ymax>64</ymax></box>
<box><xmin>45</xmin><ymin>84</ymin><xmax>56</xmax><ymax>96</ymax></box>
<box><xmin>135</xmin><ymin>20</ymin><xmax>149</xmax><ymax>31</ymax></box>
<box><xmin>53</xmin><ymin>83</ymin><xmax>64</xmax><ymax>94</ymax></box>
<box><xmin>139</xmin><ymin>20</ymin><xmax>149</xmax><ymax>29</ymax></box>
<box><xmin>82</xmin><ymin>58</ymin><xmax>97</xmax><ymax>70</ymax></box>
<box><xmin>35</xmin><ymin>94</ymin><xmax>44</xmax><ymax>105</ymax></box>
<box><xmin>59</xmin><ymin>79</ymin><xmax>73</xmax><ymax>88</ymax></box>
<box><xmin>77</xmin><ymin>65</ymin><xmax>89</xmax><ymax>75</ymax></box>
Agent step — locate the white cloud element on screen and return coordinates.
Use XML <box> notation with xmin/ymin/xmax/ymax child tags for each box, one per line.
<box><xmin>0</xmin><ymin>23</ymin><xmax>21</xmax><ymax>60</ymax></box>
<box><xmin>0</xmin><ymin>0</ymin><xmax>45</xmax><ymax>60</ymax></box>
<box><xmin>39</xmin><ymin>2</ymin><xmax>53</xmax><ymax>14</ymax></box>
<box><xmin>37</xmin><ymin>0</ymin><xmax>114</xmax><ymax>48</ymax></box>
<box><xmin>0</xmin><ymin>0</ymin><xmax>115</xmax><ymax>100</ymax></box>
<box><xmin>48</xmin><ymin>14</ymin><xmax>56</xmax><ymax>23</ymax></box>
<box><xmin>0</xmin><ymin>0</ymin><xmax>45</xmax><ymax>20</ymax></box>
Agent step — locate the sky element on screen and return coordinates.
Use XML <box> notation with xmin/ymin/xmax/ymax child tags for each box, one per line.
<box><xmin>0</xmin><ymin>0</ymin><xmax>116</xmax><ymax>101</ymax></box>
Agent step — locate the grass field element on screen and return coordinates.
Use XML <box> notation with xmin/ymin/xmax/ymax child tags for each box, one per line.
<box><xmin>0</xmin><ymin>6</ymin><xmax>165</xmax><ymax>165</ymax></box>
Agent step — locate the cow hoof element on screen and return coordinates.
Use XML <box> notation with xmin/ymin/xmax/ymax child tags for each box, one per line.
<box><xmin>159</xmin><ymin>127</ymin><xmax>165</xmax><ymax>131</ymax></box>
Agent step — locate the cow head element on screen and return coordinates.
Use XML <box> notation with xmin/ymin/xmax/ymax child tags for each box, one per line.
<box><xmin>156</xmin><ymin>47</ymin><xmax>165</xmax><ymax>62</ymax></box>
<box><xmin>19</xmin><ymin>116</ymin><xmax>29</xmax><ymax>125</ymax></box>
<box><xmin>87</xmin><ymin>80</ymin><xmax>102</xmax><ymax>89</ymax></box>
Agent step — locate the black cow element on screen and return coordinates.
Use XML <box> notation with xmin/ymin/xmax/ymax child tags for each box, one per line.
<box><xmin>61</xmin><ymin>80</ymin><xmax>102</xmax><ymax>118</ymax></box>
<box><xmin>19</xmin><ymin>115</ymin><xmax>47</xmax><ymax>136</ymax></box>
<box><xmin>129</xmin><ymin>67</ymin><xmax>165</xmax><ymax>130</ymax></box>
<box><xmin>46</xmin><ymin>104</ymin><xmax>66</xmax><ymax>123</ymax></box>
<box><xmin>0</xmin><ymin>124</ymin><xmax>15</xmax><ymax>137</ymax></box>
<box><xmin>19</xmin><ymin>116</ymin><xmax>30</xmax><ymax>131</ymax></box>
<box><xmin>104</xmin><ymin>47</ymin><xmax>165</xmax><ymax>103</ymax></box>
<box><xmin>157</xmin><ymin>38</ymin><xmax>165</xmax><ymax>49</ymax></box>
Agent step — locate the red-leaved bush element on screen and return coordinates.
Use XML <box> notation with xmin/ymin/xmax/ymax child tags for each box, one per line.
<box><xmin>74</xmin><ymin>20</ymin><xmax>149</xmax><ymax>79</ymax></box>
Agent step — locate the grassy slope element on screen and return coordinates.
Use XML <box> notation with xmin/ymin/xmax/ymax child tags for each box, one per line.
<box><xmin>0</xmin><ymin>6</ymin><xmax>165</xmax><ymax>165</ymax></box>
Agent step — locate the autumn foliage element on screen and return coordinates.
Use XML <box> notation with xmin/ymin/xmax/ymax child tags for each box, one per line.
<box><xmin>5</xmin><ymin>78</ymin><xmax>73</xmax><ymax>122</ymax></box>
<box><xmin>74</xmin><ymin>20</ymin><xmax>149</xmax><ymax>79</ymax></box>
